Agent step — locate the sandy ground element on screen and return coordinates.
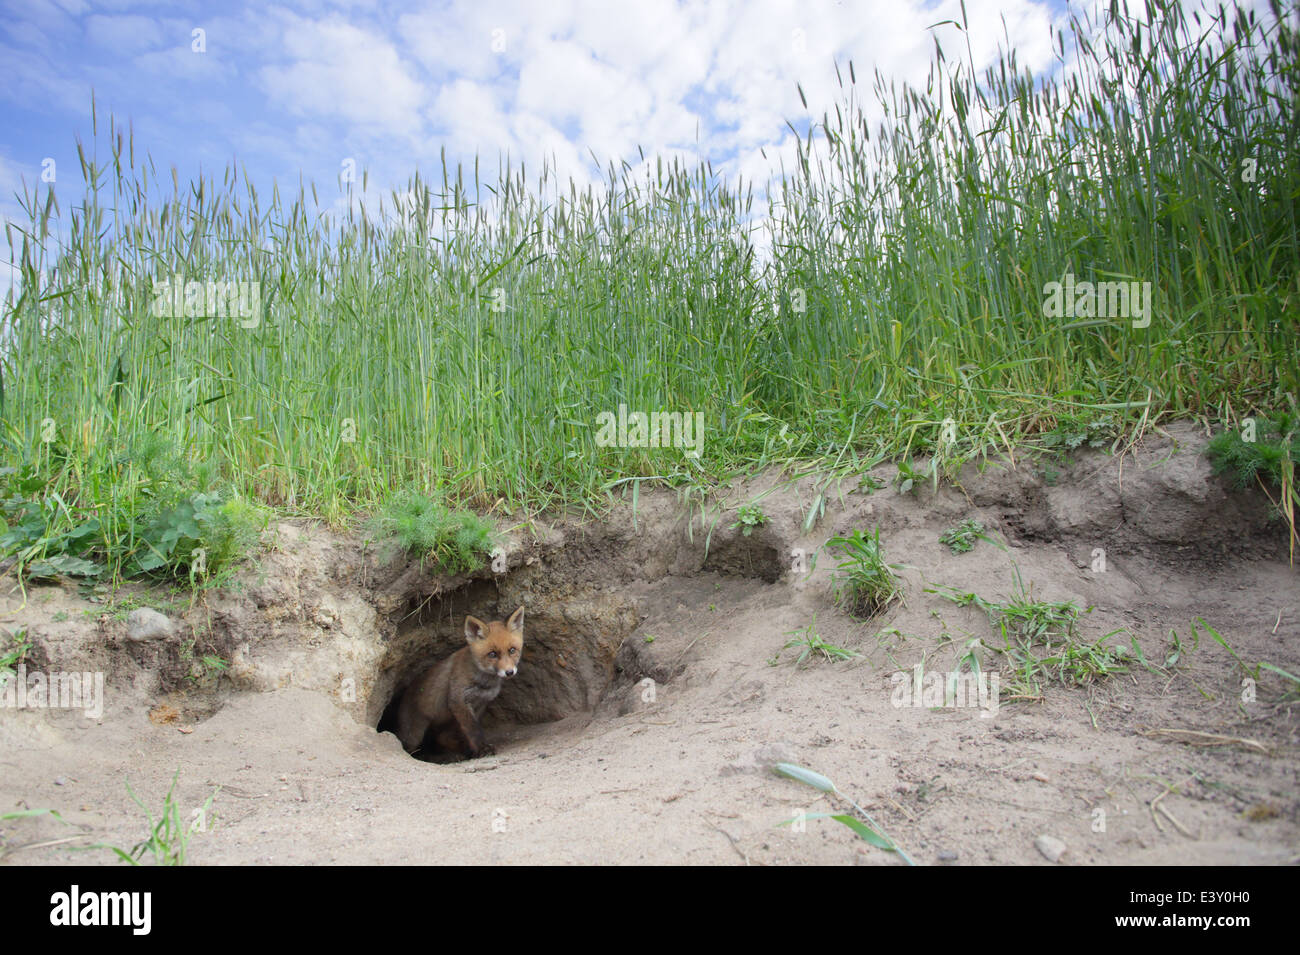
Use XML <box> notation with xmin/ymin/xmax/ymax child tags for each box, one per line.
<box><xmin>1</xmin><ymin>422</ymin><xmax>1297</xmax><ymax>865</ymax></box>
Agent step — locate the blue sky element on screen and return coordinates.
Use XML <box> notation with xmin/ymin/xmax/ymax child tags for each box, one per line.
<box><xmin>1</xmin><ymin>0</ymin><xmax>1073</xmax><ymax>296</ymax></box>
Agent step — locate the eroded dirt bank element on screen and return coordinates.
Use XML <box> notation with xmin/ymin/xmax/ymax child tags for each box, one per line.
<box><xmin>1</xmin><ymin>422</ymin><xmax>1297</xmax><ymax>865</ymax></box>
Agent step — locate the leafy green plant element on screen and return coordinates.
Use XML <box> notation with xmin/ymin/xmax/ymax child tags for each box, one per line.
<box><xmin>893</xmin><ymin>456</ymin><xmax>936</xmax><ymax>495</ymax></box>
<box><xmin>0</xmin><ymin>627</ymin><xmax>32</xmax><ymax>701</ymax></box>
<box><xmin>729</xmin><ymin>503</ymin><xmax>768</xmax><ymax>537</ymax></box>
<box><xmin>1207</xmin><ymin>413</ymin><xmax>1298</xmax><ymax>560</ymax></box>
<box><xmin>179</xmin><ymin>641</ymin><xmax>229</xmax><ymax>688</ymax></box>
<box><xmin>774</xmin><ymin>762</ymin><xmax>914</xmax><ymax>866</ymax></box>
<box><xmin>858</xmin><ymin>474</ymin><xmax>885</xmax><ymax>493</ymax></box>
<box><xmin>130</xmin><ymin>491</ymin><xmax>266</xmax><ymax>580</ymax></box>
<box><xmin>939</xmin><ymin>518</ymin><xmax>986</xmax><ymax>554</ymax></box>
<box><xmin>0</xmin><ymin>480</ymin><xmax>105</xmax><ymax>580</ymax></box>
<box><xmin>1207</xmin><ymin>414</ymin><xmax>1299</xmax><ymax>489</ymax></box>
<box><xmin>370</xmin><ymin>491</ymin><xmax>495</xmax><ymax>573</ymax></box>
<box><xmin>826</xmin><ymin>528</ymin><xmax>902</xmax><ymax>618</ymax></box>
<box><xmin>769</xmin><ymin>617</ymin><xmax>859</xmax><ymax>668</ymax></box>
<box><xmin>0</xmin><ymin>444</ymin><xmax>266</xmax><ymax>585</ymax></box>
<box><xmin>0</xmin><ymin>626</ymin><xmax>30</xmax><ymax>675</ymax></box>
<box><xmin>1040</xmin><ymin>413</ymin><xmax>1121</xmax><ymax>454</ymax></box>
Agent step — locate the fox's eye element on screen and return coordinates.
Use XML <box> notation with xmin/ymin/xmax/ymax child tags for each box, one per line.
<box><xmin>509</xmin><ymin>647</ymin><xmax>517</xmax><ymax>655</ymax></box>
<box><xmin>488</xmin><ymin>651</ymin><xmax>498</xmax><ymax>659</ymax></box>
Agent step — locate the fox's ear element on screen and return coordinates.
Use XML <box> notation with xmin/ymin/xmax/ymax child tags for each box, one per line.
<box><xmin>465</xmin><ymin>615</ymin><xmax>488</xmax><ymax>643</ymax></box>
<box><xmin>507</xmin><ymin>606</ymin><xmax>525</xmax><ymax>632</ymax></box>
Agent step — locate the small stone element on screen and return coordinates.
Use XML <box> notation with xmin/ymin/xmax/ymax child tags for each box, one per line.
<box><xmin>1035</xmin><ymin>834</ymin><xmax>1067</xmax><ymax>863</ymax></box>
<box><xmin>1031</xmin><ymin>772</ymin><xmax>1050</xmax><ymax>783</ymax></box>
<box><xmin>937</xmin><ymin>850</ymin><xmax>959</xmax><ymax>863</ymax></box>
<box><xmin>127</xmin><ymin>608</ymin><xmax>175</xmax><ymax>642</ymax></box>
<box><xmin>53</xmin><ymin>777</ymin><xmax>66</xmax><ymax>786</ymax></box>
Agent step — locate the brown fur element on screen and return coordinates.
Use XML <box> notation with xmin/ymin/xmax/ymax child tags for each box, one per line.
<box><xmin>395</xmin><ymin>607</ymin><xmax>524</xmax><ymax>759</ymax></box>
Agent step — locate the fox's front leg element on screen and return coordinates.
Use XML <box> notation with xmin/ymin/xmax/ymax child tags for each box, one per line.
<box><xmin>396</xmin><ymin>712</ymin><xmax>430</xmax><ymax>754</ymax></box>
<box><xmin>449</xmin><ymin>699</ymin><xmax>491</xmax><ymax>757</ymax></box>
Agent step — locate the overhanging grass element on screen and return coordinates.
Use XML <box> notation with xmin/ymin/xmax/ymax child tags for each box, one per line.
<box><xmin>2</xmin><ymin>0</ymin><xmax>1296</xmax><ymax>582</ymax></box>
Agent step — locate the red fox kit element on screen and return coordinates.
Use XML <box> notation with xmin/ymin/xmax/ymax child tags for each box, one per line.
<box><xmin>395</xmin><ymin>606</ymin><xmax>524</xmax><ymax>759</ymax></box>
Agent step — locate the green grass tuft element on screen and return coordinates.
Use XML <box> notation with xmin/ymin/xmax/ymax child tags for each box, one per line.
<box><xmin>1207</xmin><ymin>414</ymin><xmax>1298</xmax><ymax>490</ymax></box>
<box><xmin>930</xmin><ymin>569</ymin><xmax>1134</xmax><ymax>700</ymax></box>
<box><xmin>370</xmin><ymin>491</ymin><xmax>495</xmax><ymax>574</ymax></box>
<box><xmin>769</xmin><ymin>616</ymin><xmax>859</xmax><ymax>668</ymax></box>
<box><xmin>826</xmin><ymin>528</ymin><xmax>902</xmax><ymax>618</ymax></box>
<box><xmin>1207</xmin><ymin>412</ymin><xmax>1299</xmax><ymax>560</ymax></box>
<box><xmin>99</xmin><ymin>771</ymin><xmax>220</xmax><ymax>866</ymax></box>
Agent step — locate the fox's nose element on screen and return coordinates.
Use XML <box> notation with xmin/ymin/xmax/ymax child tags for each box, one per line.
<box><xmin>503</xmin><ymin>668</ymin><xmax>516</xmax><ymax>677</ymax></box>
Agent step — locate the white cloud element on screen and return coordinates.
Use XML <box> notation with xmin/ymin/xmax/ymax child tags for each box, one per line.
<box><xmin>83</xmin><ymin>13</ymin><xmax>164</xmax><ymax>53</ymax></box>
<box><xmin>260</xmin><ymin>13</ymin><xmax>427</xmax><ymax>137</ymax></box>
<box><xmin>430</xmin><ymin>78</ymin><xmax>517</xmax><ymax>161</ymax></box>
<box><xmin>399</xmin><ymin>5</ymin><xmax>508</xmax><ymax>82</ymax></box>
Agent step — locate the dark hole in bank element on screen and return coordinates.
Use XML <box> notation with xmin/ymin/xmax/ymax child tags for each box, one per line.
<box><xmin>372</xmin><ymin>577</ymin><xmax>640</xmax><ymax>762</ymax></box>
